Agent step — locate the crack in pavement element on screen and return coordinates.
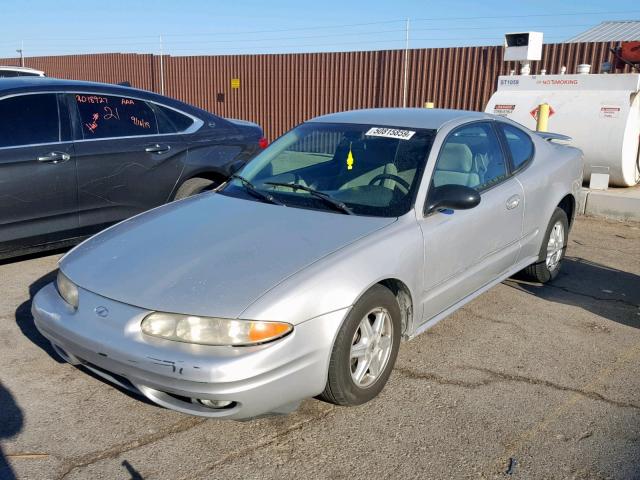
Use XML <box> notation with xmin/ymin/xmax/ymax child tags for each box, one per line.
<box><xmin>459</xmin><ymin>307</ymin><xmax>526</xmax><ymax>331</ymax></box>
<box><xmin>571</xmin><ymin>239</ymin><xmax>639</xmax><ymax>256</ymax></box>
<box><xmin>545</xmin><ymin>283</ymin><xmax>640</xmax><ymax>309</ymax></box>
<box><xmin>182</xmin><ymin>407</ymin><xmax>337</xmax><ymax>480</ymax></box>
<box><xmin>54</xmin><ymin>407</ymin><xmax>336</xmax><ymax>480</ymax></box>
<box><xmin>6</xmin><ymin>453</ymin><xmax>50</xmax><ymax>459</ymax></box>
<box><xmin>489</xmin><ymin>340</ymin><xmax>640</xmax><ymax>475</ymax></box>
<box><xmin>56</xmin><ymin>417</ymin><xmax>207</xmax><ymax>480</ymax></box>
<box><xmin>504</xmin><ymin>280</ymin><xmax>640</xmax><ymax>310</ymax></box>
<box><xmin>394</xmin><ymin>365</ymin><xmax>640</xmax><ymax>411</ymax></box>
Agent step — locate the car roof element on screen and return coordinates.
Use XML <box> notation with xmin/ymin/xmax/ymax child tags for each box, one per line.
<box><xmin>309</xmin><ymin>108</ymin><xmax>494</xmax><ymax>130</ymax></box>
<box><xmin>0</xmin><ymin>66</ymin><xmax>45</xmax><ymax>74</ymax></box>
<box><xmin>0</xmin><ymin>76</ymin><xmax>134</xmax><ymax>92</ymax></box>
<box><xmin>0</xmin><ymin>77</ymin><xmax>221</xmax><ymax>121</ymax></box>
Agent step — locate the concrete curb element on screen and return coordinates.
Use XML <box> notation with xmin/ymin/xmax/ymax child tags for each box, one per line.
<box><xmin>577</xmin><ymin>186</ymin><xmax>640</xmax><ymax>222</ymax></box>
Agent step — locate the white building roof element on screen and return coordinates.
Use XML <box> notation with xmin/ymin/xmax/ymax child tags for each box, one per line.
<box><xmin>566</xmin><ymin>21</ymin><xmax>640</xmax><ymax>43</ymax></box>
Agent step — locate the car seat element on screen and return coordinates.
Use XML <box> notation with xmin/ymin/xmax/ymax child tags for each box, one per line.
<box><xmin>432</xmin><ymin>143</ymin><xmax>480</xmax><ymax>188</ymax></box>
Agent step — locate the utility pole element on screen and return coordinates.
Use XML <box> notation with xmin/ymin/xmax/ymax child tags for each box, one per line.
<box><xmin>16</xmin><ymin>40</ymin><xmax>24</xmax><ymax>67</ymax></box>
<box><xmin>159</xmin><ymin>34</ymin><xmax>165</xmax><ymax>95</ymax></box>
<box><xmin>402</xmin><ymin>18</ymin><xmax>410</xmax><ymax>108</ymax></box>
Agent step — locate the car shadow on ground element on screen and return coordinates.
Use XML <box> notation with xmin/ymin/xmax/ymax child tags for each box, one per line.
<box><xmin>506</xmin><ymin>256</ymin><xmax>640</xmax><ymax>328</ymax></box>
<box><xmin>15</xmin><ymin>270</ymin><xmax>62</xmax><ymax>363</ymax></box>
<box><xmin>0</xmin><ymin>382</ymin><xmax>23</xmax><ymax>480</ymax></box>
<box><xmin>15</xmin><ymin>272</ymin><xmax>161</xmax><ymax>410</ymax></box>
<box><xmin>0</xmin><ymin>246</ymin><xmax>69</xmax><ymax>267</ymax></box>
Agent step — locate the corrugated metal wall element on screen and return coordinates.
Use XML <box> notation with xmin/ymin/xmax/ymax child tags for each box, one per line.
<box><xmin>0</xmin><ymin>42</ymin><xmax>624</xmax><ymax>139</ymax></box>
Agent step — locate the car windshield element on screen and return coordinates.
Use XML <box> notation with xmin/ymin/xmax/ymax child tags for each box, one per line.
<box><xmin>220</xmin><ymin>122</ymin><xmax>436</xmax><ymax>217</ymax></box>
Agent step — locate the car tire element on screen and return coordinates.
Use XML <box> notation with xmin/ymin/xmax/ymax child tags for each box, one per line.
<box><xmin>173</xmin><ymin>177</ymin><xmax>216</xmax><ymax>200</ymax></box>
<box><xmin>318</xmin><ymin>284</ymin><xmax>401</xmax><ymax>407</ymax></box>
<box><xmin>521</xmin><ymin>207</ymin><xmax>569</xmax><ymax>283</ymax></box>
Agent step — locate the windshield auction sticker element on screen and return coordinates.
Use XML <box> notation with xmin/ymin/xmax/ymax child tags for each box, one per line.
<box><xmin>365</xmin><ymin>127</ymin><xmax>416</xmax><ymax>140</ymax></box>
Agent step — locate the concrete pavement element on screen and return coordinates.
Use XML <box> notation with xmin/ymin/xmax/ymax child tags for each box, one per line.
<box><xmin>0</xmin><ymin>216</ymin><xmax>638</xmax><ymax>480</ymax></box>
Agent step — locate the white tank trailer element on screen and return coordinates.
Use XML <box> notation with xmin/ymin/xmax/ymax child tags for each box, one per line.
<box><xmin>484</xmin><ymin>32</ymin><xmax>640</xmax><ymax>187</ymax></box>
<box><xmin>485</xmin><ymin>72</ymin><xmax>640</xmax><ymax>187</ymax></box>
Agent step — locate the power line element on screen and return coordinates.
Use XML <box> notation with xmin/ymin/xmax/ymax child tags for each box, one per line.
<box><xmin>1</xmin><ymin>23</ymin><xmax>595</xmax><ymax>51</ymax></box>
<box><xmin>2</xmin><ymin>8</ymin><xmax>634</xmax><ymax>58</ymax></box>
<box><xmin>411</xmin><ymin>9</ymin><xmax>640</xmax><ymax>22</ymax></box>
<box><xmin>11</xmin><ymin>19</ymin><xmax>406</xmax><ymax>43</ymax></box>
<box><xmin>159</xmin><ymin>24</ymin><xmax>592</xmax><ymax>45</ymax></box>
<box><xmin>165</xmin><ymin>35</ymin><xmax>567</xmax><ymax>53</ymax></box>
<box><xmin>6</xmin><ymin>9</ymin><xmax>639</xmax><ymax>45</ymax></box>
<box><xmin>6</xmin><ymin>34</ymin><xmax>568</xmax><ymax>57</ymax></box>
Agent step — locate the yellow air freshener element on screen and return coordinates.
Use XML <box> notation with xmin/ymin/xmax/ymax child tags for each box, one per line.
<box><xmin>347</xmin><ymin>143</ymin><xmax>354</xmax><ymax>170</ymax></box>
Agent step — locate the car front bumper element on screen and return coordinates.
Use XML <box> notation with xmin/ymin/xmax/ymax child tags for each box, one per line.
<box><xmin>32</xmin><ymin>283</ymin><xmax>348</xmax><ymax>420</ymax></box>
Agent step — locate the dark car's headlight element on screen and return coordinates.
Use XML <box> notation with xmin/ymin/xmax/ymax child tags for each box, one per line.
<box><xmin>56</xmin><ymin>271</ymin><xmax>79</xmax><ymax>309</ymax></box>
<box><xmin>141</xmin><ymin>312</ymin><xmax>292</xmax><ymax>346</ymax></box>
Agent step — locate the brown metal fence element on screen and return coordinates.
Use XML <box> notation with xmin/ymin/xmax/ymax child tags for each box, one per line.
<box><xmin>0</xmin><ymin>41</ymin><xmax>623</xmax><ymax>140</ymax></box>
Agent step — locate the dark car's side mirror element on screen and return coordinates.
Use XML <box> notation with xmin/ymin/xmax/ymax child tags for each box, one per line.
<box><xmin>424</xmin><ymin>184</ymin><xmax>481</xmax><ymax>215</ymax></box>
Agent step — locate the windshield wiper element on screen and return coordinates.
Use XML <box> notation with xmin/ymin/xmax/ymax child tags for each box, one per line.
<box><xmin>230</xmin><ymin>174</ymin><xmax>284</xmax><ymax>206</ymax></box>
<box><xmin>265</xmin><ymin>182</ymin><xmax>353</xmax><ymax>215</ymax></box>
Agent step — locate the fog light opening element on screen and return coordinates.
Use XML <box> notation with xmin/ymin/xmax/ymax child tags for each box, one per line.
<box><xmin>195</xmin><ymin>399</ymin><xmax>235</xmax><ymax>409</ymax></box>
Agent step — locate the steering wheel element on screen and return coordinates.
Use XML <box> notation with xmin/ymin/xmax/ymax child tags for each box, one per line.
<box><xmin>368</xmin><ymin>173</ymin><xmax>410</xmax><ymax>193</ymax></box>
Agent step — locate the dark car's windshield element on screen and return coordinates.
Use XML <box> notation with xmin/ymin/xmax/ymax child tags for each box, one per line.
<box><xmin>220</xmin><ymin>122</ymin><xmax>436</xmax><ymax>217</ymax></box>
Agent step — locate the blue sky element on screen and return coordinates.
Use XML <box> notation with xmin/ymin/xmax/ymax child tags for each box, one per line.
<box><xmin>0</xmin><ymin>0</ymin><xmax>638</xmax><ymax>58</ymax></box>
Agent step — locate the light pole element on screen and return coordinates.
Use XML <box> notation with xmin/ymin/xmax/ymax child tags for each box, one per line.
<box><xmin>402</xmin><ymin>18</ymin><xmax>410</xmax><ymax>108</ymax></box>
<box><xmin>159</xmin><ymin>35</ymin><xmax>165</xmax><ymax>95</ymax></box>
<box><xmin>16</xmin><ymin>48</ymin><xmax>24</xmax><ymax>67</ymax></box>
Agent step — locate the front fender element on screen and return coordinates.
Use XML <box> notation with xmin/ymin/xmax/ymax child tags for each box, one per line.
<box><xmin>240</xmin><ymin>214</ymin><xmax>424</xmax><ymax>329</ymax></box>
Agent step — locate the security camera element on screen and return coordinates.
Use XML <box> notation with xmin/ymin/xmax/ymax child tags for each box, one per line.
<box><xmin>504</xmin><ymin>32</ymin><xmax>543</xmax><ymax>62</ymax></box>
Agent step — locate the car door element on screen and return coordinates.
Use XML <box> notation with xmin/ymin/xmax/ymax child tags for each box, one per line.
<box><xmin>68</xmin><ymin>92</ymin><xmax>190</xmax><ymax>229</ymax></box>
<box><xmin>0</xmin><ymin>92</ymin><xmax>78</xmax><ymax>253</ymax></box>
<box><xmin>418</xmin><ymin>121</ymin><xmax>524</xmax><ymax>323</ymax></box>
<box><xmin>494</xmin><ymin>122</ymin><xmax>538</xmax><ymax>264</ymax></box>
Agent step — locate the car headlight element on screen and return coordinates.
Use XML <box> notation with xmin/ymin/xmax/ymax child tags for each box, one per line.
<box><xmin>140</xmin><ymin>312</ymin><xmax>292</xmax><ymax>346</ymax></box>
<box><xmin>56</xmin><ymin>270</ymin><xmax>79</xmax><ymax>309</ymax></box>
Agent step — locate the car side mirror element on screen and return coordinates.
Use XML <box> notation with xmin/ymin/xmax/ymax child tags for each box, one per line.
<box><xmin>425</xmin><ymin>185</ymin><xmax>481</xmax><ymax>215</ymax></box>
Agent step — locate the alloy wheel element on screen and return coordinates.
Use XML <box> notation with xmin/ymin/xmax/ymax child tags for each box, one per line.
<box><xmin>546</xmin><ymin>221</ymin><xmax>565</xmax><ymax>271</ymax></box>
<box><xmin>350</xmin><ymin>307</ymin><xmax>394</xmax><ymax>388</ymax></box>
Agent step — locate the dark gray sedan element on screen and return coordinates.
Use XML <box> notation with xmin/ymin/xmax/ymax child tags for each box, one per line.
<box><xmin>0</xmin><ymin>77</ymin><xmax>264</xmax><ymax>259</ymax></box>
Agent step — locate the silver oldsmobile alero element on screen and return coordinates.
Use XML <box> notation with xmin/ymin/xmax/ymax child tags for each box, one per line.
<box><xmin>33</xmin><ymin>108</ymin><xmax>583</xmax><ymax>419</ymax></box>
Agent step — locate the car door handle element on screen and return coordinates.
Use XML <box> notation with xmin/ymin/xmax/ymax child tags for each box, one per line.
<box><xmin>37</xmin><ymin>152</ymin><xmax>71</xmax><ymax>164</ymax></box>
<box><xmin>145</xmin><ymin>144</ymin><xmax>171</xmax><ymax>154</ymax></box>
<box><xmin>506</xmin><ymin>194</ymin><xmax>521</xmax><ymax>210</ymax></box>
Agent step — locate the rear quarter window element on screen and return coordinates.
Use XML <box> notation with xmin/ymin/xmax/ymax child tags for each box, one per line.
<box><xmin>501</xmin><ymin>124</ymin><xmax>534</xmax><ymax>170</ymax></box>
<box><xmin>154</xmin><ymin>104</ymin><xmax>195</xmax><ymax>133</ymax></box>
<box><xmin>74</xmin><ymin>93</ymin><xmax>158</xmax><ymax>139</ymax></box>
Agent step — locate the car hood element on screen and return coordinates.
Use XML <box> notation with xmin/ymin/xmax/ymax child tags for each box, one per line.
<box><xmin>60</xmin><ymin>194</ymin><xmax>395</xmax><ymax>319</ymax></box>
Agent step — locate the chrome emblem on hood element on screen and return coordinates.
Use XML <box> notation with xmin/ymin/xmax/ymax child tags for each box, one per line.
<box><xmin>94</xmin><ymin>306</ymin><xmax>109</xmax><ymax>318</ymax></box>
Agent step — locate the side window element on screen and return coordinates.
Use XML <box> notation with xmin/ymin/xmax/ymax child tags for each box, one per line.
<box><xmin>0</xmin><ymin>94</ymin><xmax>59</xmax><ymax>148</ymax></box>
<box><xmin>501</xmin><ymin>124</ymin><xmax>534</xmax><ymax>170</ymax></box>
<box><xmin>432</xmin><ymin>123</ymin><xmax>508</xmax><ymax>191</ymax></box>
<box><xmin>74</xmin><ymin>94</ymin><xmax>158</xmax><ymax>139</ymax></box>
<box><xmin>154</xmin><ymin>104</ymin><xmax>195</xmax><ymax>133</ymax></box>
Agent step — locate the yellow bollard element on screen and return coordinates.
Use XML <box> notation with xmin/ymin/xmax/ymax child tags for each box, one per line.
<box><xmin>536</xmin><ymin>103</ymin><xmax>550</xmax><ymax>132</ymax></box>
<box><xmin>424</xmin><ymin>102</ymin><xmax>434</xmax><ymax>109</ymax></box>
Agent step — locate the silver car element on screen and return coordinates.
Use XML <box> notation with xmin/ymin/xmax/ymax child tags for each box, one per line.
<box><xmin>32</xmin><ymin>108</ymin><xmax>583</xmax><ymax>419</ymax></box>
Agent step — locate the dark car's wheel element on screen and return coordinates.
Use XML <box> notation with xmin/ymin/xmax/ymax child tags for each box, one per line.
<box><xmin>319</xmin><ymin>284</ymin><xmax>401</xmax><ymax>406</ymax></box>
<box><xmin>173</xmin><ymin>177</ymin><xmax>216</xmax><ymax>200</ymax></box>
<box><xmin>521</xmin><ymin>207</ymin><xmax>569</xmax><ymax>283</ymax></box>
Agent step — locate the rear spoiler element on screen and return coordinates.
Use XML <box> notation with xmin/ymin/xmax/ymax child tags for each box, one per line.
<box><xmin>536</xmin><ymin>132</ymin><xmax>572</xmax><ymax>142</ymax></box>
